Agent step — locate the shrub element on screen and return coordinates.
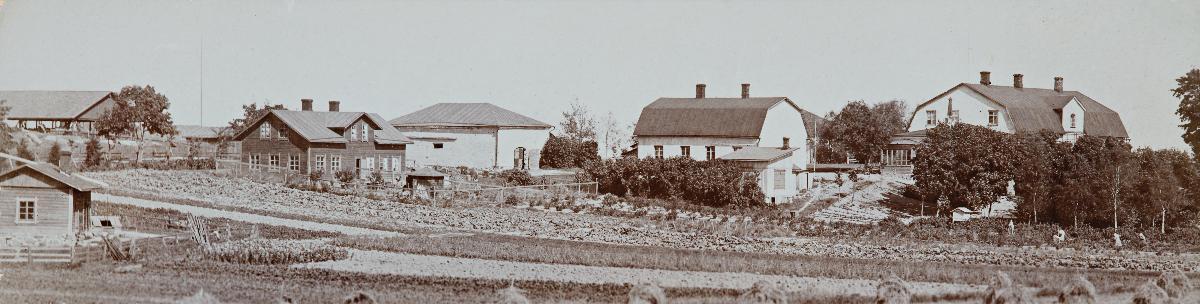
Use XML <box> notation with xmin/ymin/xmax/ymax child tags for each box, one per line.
<box><xmin>369</xmin><ymin>170</ymin><xmax>384</xmax><ymax>185</ymax></box>
<box><xmin>84</xmin><ymin>137</ymin><xmax>102</xmax><ymax>168</ymax></box>
<box><xmin>582</xmin><ymin>157</ymin><xmax>765</xmax><ymax>208</ymax></box>
<box><xmin>539</xmin><ymin>135</ymin><xmax>599</xmax><ymax>169</ymax></box>
<box><xmin>204</xmin><ymin>238</ymin><xmax>349</xmax><ymax>264</ymax></box>
<box><xmin>737</xmin><ymin>280</ymin><xmax>787</xmax><ymax>304</ymax></box>
<box><xmin>47</xmin><ymin>142</ymin><xmax>62</xmax><ymax>165</ymax></box>
<box><xmin>627</xmin><ymin>283</ymin><xmax>667</xmax><ymax>304</ymax></box>
<box><xmin>16</xmin><ymin>139</ymin><xmax>35</xmax><ymax>161</ymax></box>
<box><xmin>335</xmin><ymin>169</ymin><xmax>356</xmax><ymax>185</ymax></box>
<box><xmin>498</xmin><ymin>169</ymin><xmax>540</xmax><ymax>186</ymax></box>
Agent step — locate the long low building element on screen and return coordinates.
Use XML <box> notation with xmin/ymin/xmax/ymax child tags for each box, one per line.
<box><xmin>390</xmin><ymin>102</ymin><xmax>552</xmax><ymax>170</ymax></box>
<box><xmin>0</xmin><ymin>90</ymin><xmax>118</xmax><ymax>134</ymax></box>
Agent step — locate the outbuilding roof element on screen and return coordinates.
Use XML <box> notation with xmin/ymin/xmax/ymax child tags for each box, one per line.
<box><xmin>176</xmin><ymin>125</ymin><xmax>228</xmax><ymax>140</ymax></box>
<box><xmin>390</xmin><ymin>103</ymin><xmax>551</xmax><ymax>128</ymax></box>
<box><xmin>0</xmin><ymin>163</ymin><xmax>103</xmax><ymax>191</ymax></box>
<box><xmin>718</xmin><ymin>146</ymin><xmax>799</xmax><ymax>163</ymax></box>
<box><xmin>0</xmin><ymin>90</ymin><xmax>114</xmax><ymax>121</ymax></box>
<box><xmin>915</xmin><ymin>84</ymin><xmax>1128</xmax><ymax>138</ymax></box>
<box><xmin>633</xmin><ymin>97</ymin><xmax>798</xmax><ymax>138</ymax></box>
<box><xmin>233</xmin><ymin>110</ymin><xmax>412</xmax><ymax>144</ymax></box>
<box><xmin>800</xmin><ymin>109</ymin><xmax>828</xmax><ymax>139</ymax></box>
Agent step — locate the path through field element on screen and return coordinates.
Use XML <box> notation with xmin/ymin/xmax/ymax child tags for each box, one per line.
<box><xmin>95</xmin><ymin>193</ymin><xmax>403</xmax><ymax>237</ymax></box>
<box><xmin>295</xmin><ymin>249</ymin><xmax>985</xmax><ymax>297</ymax></box>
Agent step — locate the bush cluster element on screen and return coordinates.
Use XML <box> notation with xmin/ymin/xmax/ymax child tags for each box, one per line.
<box><xmin>84</xmin><ymin>158</ymin><xmax>216</xmax><ymax>171</ymax></box>
<box><xmin>539</xmin><ymin>135</ymin><xmax>599</xmax><ymax>169</ymax></box>
<box><xmin>204</xmin><ymin>238</ymin><xmax>348</xmax><ymax>264</ymax></box>
<box><xmin>581</xmin><ymin>157</ymin><xmax>765</xmax><ymax>208</ymax></box>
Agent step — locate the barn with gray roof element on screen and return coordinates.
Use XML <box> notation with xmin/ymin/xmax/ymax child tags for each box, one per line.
<box><xmin>391</xmin><ymin>102</ymin><xmax>551</xmax><ymax>170</ymax></box>
<box><xmin>0</xmin><ymin>90</ymin><xmax>118</xmax><ymax>134</ymax></box>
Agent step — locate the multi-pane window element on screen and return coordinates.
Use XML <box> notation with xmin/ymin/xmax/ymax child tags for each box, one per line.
<box><xmin>773</xmin><ymin>170</ymin><xmax>787</xmax><ymax>190</ymax></box>
<box><xmin>926</xmin><ymin>110</ymin><xmax>937</xmax><ymax>126</ymax></box>
<box><xmin>705</xmin><ymin>146</ymin><xmax>717</xmax><ymax>160</ymax></box>
<box><xmin>259</xmin><ymin>123</ymin><xmax>271</xmax><ymax>138</ymax></box>
<box><xmin>269</xmin><ymin>154</ymin><xmax>280</xmax><ymax>168</ymax></box>
<box><xmin>350</xmin><ymin>124</ymin><xmax>359</xmax><ymax>141</ymax></box>
<box><xmin>653</xmin><ymin>146</ymin><xmax>664</xmax><ymax>159</ymax></box>
<box><xmin>288</xmin><ymin>155</ymin><xmax>300</xmax><ymax>171</ymax></box>
<box><xmin>988</xmin><ymin>110</ymin><xmax>999</xmax><ymax>126</ymax></box>
<box><xmin>330</xmin><ymin>155</ymin><xmax>342</xmax><ymax>170</ymax></box>
<box><xmin>315</xmin><ymin>155</ymin><xmax>326</xmax><ymax>172</ymax></box>
<box><xmin>278</xmin><ymin>127</ymin><xmax>288</xmax><ymax>140</ymax></box>
<box><xmin>17</xmin><ymin>200</ymin><xmax>35</xmax><ymax>222</ymax></box>
<box><xmin>680</xmin><ymin>146</ymin><xmax>691</xmax><ymax>158</ymax></box>
<box><xmin>249</xmin><ymin>154</ymin><xmax>260</xmax><ymax>169</ymax></box>
<box><xmin>1070</xmin><ymin>114</ymin><xmax>1077</xmax><ymax>129</ymax></box>
<box><xmin>361</xmin><ymin>124</ymin><xmax>370</xmax><ymax>142</ymax></box>
<box><xmin>390</xmin><ymin>156</ymin><xmax>401</xmax><ymax>171</ymax></box>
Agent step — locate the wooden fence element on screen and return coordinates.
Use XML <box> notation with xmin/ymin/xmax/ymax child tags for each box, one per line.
<box><xmin>0</xmin><ymin>246</ymin><xmax>73</xmax><ymax>263</ymax></box>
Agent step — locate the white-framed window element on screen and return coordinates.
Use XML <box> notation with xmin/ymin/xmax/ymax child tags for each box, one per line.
<box><xmin>988</xmin><ymin>110</ymin><xmax>999</xmax><ymax>126</ymax></box>
<box><xmin>288</xmin><ymin>155</ymin><xmax>300</xmax><ymax>171</ymax></box>
<box><xmin>773</xmin><ymin>170</ymin><xmax>787</xmax><ymax>190</ymax></box>
<box><xmin>653</xmin><ymin>145</ymin><xmax>664</xmax><ymax>159</ymax></box>
<box><xmin>249</xmin><ymin>154</ymin><xmax>260</xmax><ymax>169</ymax></box>
<box><xmin>16</xmin><ymin>199</ymin><xmax>36</xmax><ymax>223</ymax></box>
<box><xmin>315</xmin><ymin>155</ymin><xmax>326</xmax><ymax>172</ymax></box>
<box><xmin>390</xmin><ymin>156</ymin><xmax>401</xmax><ymax>171</ymax></box>
<box><xmin>680</xmin><ymin>146</ymin><xmax>691</xmax><ymax>158</ymax></box>
<box><xmin>361</xmin><ymin>124</ymin><xmax>370</xmax><ymax>142</ymax></box>
<box><xmin>1070</xmin><ymin>114</ymin><xmax>1077</xmax><ymax>129</ymax></box>
<box><xmin>259</xmin><ymin>123</ymin><xmax>271</xmax><ymax>139</ymax></box>
<box><xmin>278</xmin><ymin>127</ymin><xmax>288</xmax><ymax>141</ymax></box>
<box><xmin>926</xmin><ymin>110</ymin><xmax>937</xmax><ymax>126</ymax></box>
<box><xmin>269</xmin><ymin>154</ymin><xmax>280</xmax><ymax>168</ymax></box>
<box><xmin>330</xmin><ymin>155</ymin><xmax>342</xmax><ymax>170</ymax></box>
<box><xmin>705</xmin><ymin>146</ymin><xmax>717</xmax><ymax>160</ymax></box>
<box><xmin>350</xmin><ymin>124</ymin><xmax>359</xmax><ymax>141</ymax></box>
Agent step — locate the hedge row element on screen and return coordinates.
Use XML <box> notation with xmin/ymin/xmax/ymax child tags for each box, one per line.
<box><xmin>581</xmin><ymin>157</ymin><xmax>765</xmax><ymax>208</ymax></box>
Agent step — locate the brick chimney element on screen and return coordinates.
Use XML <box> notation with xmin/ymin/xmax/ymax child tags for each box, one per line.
<box><xmin>1013</xmin><ymin>74</ymin><xmax>1024</xmax><ymax>88</ymax></box>
<box><xmin>58</xmin><ymin>149</ymin><xmax>74</xmax><ymax>172</ymax></box>
<box><xmin>301</xmin><ymin>99</ymin><xmax>313</xmax><ymax>111</ymax></box>
<box><xmin>1054</xmin><ymin>77</ymin><xmax>1064</xmax><ymax>92</ymax></box>
<box><xmin>328</xmin><ymin>100</ymin><xmax>340</xmax><ymax>112</ymax></box>
<box><xmin>979</xmin><ymin>71</ymin><xmax>992</xmax><ymax>85</ymax></box>
<box><xmin>782</xmin><ymin>137</ymin><xmax>790</xmax><ymax>150</ymax></box>
<box><xmin>741</xmin><ymin>83</ymin><xmax>750</xmax><ymax>99</ymax></box>
<box><xmin>695</xmin><ymin>84</ymin><xmax>706</xmax><ymax>98</ymax></box>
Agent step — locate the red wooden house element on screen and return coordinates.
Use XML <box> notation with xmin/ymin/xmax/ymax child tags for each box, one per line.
<box><xmin>232</xmin><ymin>100</ymin><xmax>413</xmax><ymax>179</ymax></box>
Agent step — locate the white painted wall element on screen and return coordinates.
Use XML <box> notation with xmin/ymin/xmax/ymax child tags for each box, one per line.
<box><xmin>756</xmin><ymin>152</ymin><xmax>803</xmax><ymax>204</ymax></box>
<box><xmin>496</xmin><ymin>128</ymin><xmax>551</xmax><ymax>170</ymax></box>
<box><xmin>401</xmin><ymin>128</ymin><xmax>497</xmax><ymax>169</ymax></box>
<box><xmin>634</xmin><ymin>101</ymin><xmax>810</xmax><ymax>165</ymax></box>
<box><xmin>908</xmin><ymin>87</ymin><xmax>1011</xmax><ymax>133</ymax></box>
<box><xmin>760</xmin><ymin>102</ymin><xmax>809</xmax><ymax>166</ymax></box>
<box><xmin>636</xmin><ymin>137</ymin><xmax>756</xmax><ymax>160</ymax></box>
<box><xmin>1061</xmin><ymin>98</ymin><xmax>1085</xmax><ymax>134</ymax></box>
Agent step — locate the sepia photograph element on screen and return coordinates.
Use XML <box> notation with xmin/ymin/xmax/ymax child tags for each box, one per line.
<box><xmin>0</xmin><ymin>0</ymin><xmax>1197</xmax><ymax>303</ymax></box>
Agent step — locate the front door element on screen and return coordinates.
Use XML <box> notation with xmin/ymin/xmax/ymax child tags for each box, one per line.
<box><xmin>355</xmin><ymin>158</ymin><xmax>363</xmax><ymax>178</ymax></box>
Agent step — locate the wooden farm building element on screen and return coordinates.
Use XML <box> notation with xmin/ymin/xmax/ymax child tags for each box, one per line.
<box><xmin>232</xmin><ymin>99</ymin><xmax>412</xmax><ymax>180</ymax></box>
<box><xmin>0</xmin><ymin>163</ymin><xmax>102</xmax><ymax>244</ymax></box>
<box><xmin>0</xmin><ymin>90</ymin><xmax>119</xmax><ymax>134</ymax></box>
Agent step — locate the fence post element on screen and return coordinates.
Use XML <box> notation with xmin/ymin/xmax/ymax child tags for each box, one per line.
<box><xmin>26</xmin><ymin>246</ymin><xmax>33</xmax><ymax>264</ymax></box>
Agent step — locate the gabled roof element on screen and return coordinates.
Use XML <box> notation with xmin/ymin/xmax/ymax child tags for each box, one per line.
<box><xmin>176</xmin><ymin>125</ymin><xmax>228</xmax><ymax>140</ymax></box>
<box><xmin>633</xmin><ymin>97</ymin><xmax>799</xmax><ymax>138</ymax></box>
<box><xmin>390</xmin><ymin>103</ymin><xmax>551</xmax><ymax>128</ymax></box>
<box><xmin>800</xmin><ymin>109</ymin><xmax>828</xmax><ymax>139</ymax></box>
<box><xmin>913</xmin><ymin>83</ymin><xmax>1128</xmax><ymax>138</ymax></box>
<box><xmin>0</xmin><ymin>90</ymin><xmax>114</xmax><ymax>121</ymax></box>
<box><xmin>719</xmin><ymin>146</ymin><xmax>799</xmax><ymax>163</ymax></box>
<box><xmin>0</xmin><ymin>163</ymin><xmax>102</xmax><ymax>191</ymax></box>
<box><xmin>234</xmin><ymin>110</ymin><xmax>412</xmax><ymax>144</ymax></box>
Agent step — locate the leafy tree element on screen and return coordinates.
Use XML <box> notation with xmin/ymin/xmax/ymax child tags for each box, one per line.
<box><xmin>558</xmin><ymin>100</ymin><xmax>596</xmax><ymax>142</ymax></box>
<box><xmin>599</xmin><ymin>111</ymin><xmax>631</xmax><ymax>159</ymax></box>
<box><xmin>97</xmin><ymin>85</ymin><xmax>179</xmax><ymax>163</ymax></box>
<box><xmin>912</xmin><ymin>123</ymin><xmax>1017</xmax><ymax>215</ymax></box>
<box><xmin>0</xmin><ymin>100</ymin><xmax>16</xmax><ymax>153</ymax></box>
<box><xmin>1012</xmin><ymin>131</ymin><xmax>1063</xmax><ymax>223</ymax></box>
<box><xmin>1125</xmin><ymin>148</ymin><xmax>1198</xmax><ymax>233</ymax></box>
<box><xmin>582</xmin><ymin>157</ymin><xmax>765</xmax><ymax>208</ymax></box>
<box><xmin>15</xmin><ymin>139</ymin><xmax>35</xmax><ymax>161</ymax></box>
<box><xmin>1173</xmin><ymin>68</ymin><xmax>1200</xmax><ymax>158</ymax></box>
<box><xmin>821</xmin><ymin>100</ymin><xmax>908</xmax><ymax>164</ymax></box>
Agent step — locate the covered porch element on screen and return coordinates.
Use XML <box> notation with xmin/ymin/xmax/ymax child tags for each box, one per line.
<box><xmin>882</xmin><ymin>129</ymin><xmax>927</xmax><ymax>167</ymax></box>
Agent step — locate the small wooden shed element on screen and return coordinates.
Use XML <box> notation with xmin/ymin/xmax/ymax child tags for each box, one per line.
<box><xmin>0</xmin><ymin>163</ymin><xmax>102</xmax><ymax>244</ymax></box>
<box><xmin>405</xmin><ymin>167</ymin><xmax>446</xmax><ymax>190</ymax></box>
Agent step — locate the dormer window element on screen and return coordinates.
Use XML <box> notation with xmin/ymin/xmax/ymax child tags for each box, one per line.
<box><xmin>360</xmin><ymin>123</ymin><xmax>369</xmax><ymax>142</ymax></box>
<box><xmin>259</xmin><ymin>123</ymin><xmax>271</xmax><ymax>139</ymax></box>
<box><xmin>926</xmin><ymin>110</ymin><xmax>937</xmax><ymax>126</ymax></box>
<box><xmin>350</xmin><ymin>123</ymin><xmax>359</xmax><ymax>141</ymax></box>
<box><xmin>1069</xmin><ymin>114</ymin><xmax>1077</xmax><ymax>129</ymax></box>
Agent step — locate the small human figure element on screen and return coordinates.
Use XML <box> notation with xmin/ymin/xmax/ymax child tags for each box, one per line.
<box><xmin>1008</xmin><ymin>220</ymin><xmax>1015</xmax><ymax>237</ymax></box>
<box><xmin>1054</xmin><ymin>229</ymin><xmax>1066</xmax><ymax>243</ymax></box>
<box><xmin>1113</xmin><ymin>233</ymin><xmax>1123</xmax><ymax>248</ymax></box>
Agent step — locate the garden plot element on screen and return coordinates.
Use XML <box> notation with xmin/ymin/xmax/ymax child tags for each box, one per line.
<box><xmin>293</xmin><ymin>249</ymin><xmax>985</xmax><ymax>297</ymax></box>
<box><xmin>810</xmin><ymin>175</ymin><xmax>912</xmax><ymax>224</ymax></box>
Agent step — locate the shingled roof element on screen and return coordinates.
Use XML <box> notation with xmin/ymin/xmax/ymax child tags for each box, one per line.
<box><xmin>800</xmin><ymin>109</ymin><xmax>828</xmax><ymax>139</ymax></box>
<box><xmin>390</xmin><ymin>103</ymin><xmax>551</xmax><ymax>128</ymax></box>
<box><xmin>0</xmin><ymin>162</ymin><xmax>103</xmax><ymax>191</ymax></box>
<box><xmin>914</xmin><ymin>83</ymin><xmax>1128</xmax><ymax>138</ymax></box>
<box><xmin>633</xmin><ymin>97</ymin><xmax>799</xmax><ymax>138</ymax></box>
<box><xmin>176</xmin><ymin>125</ymin><xmax>228</xmax><ymax>140</ymax></box>
<box><xmin>234</xmin><ymin>110</ymin><xmax>412</xmax><ymax>144</ymax></box>
<box><xmin>0</xmin><ymin>90</ymin><xmax>114</xmax><ymax>121</ymax></box>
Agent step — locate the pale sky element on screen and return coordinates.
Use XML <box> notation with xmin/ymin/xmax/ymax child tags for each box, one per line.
<box><xmin>0</xmin><ymin>0</ymin><xmax>1197</xmax><ymax>150</ymax></box>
